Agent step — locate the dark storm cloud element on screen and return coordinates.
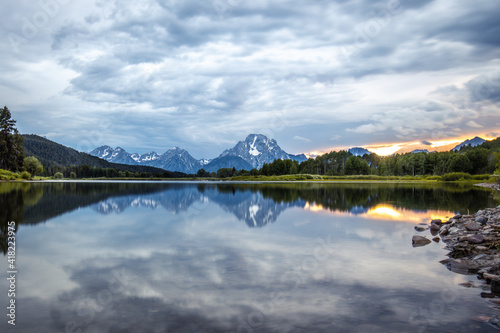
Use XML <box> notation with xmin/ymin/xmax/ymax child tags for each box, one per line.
<box><xmin>465</xmin><ymin>72</ymin><xmax>500</xmax><ymax>103</ymax></box>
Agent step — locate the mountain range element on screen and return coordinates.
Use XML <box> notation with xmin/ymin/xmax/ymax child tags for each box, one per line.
<box><xmin>452</xmin><ymin>136</ymin><xmax>486</xmax><ymax>151</ymax></box>
<box><xmin>22</xmin><ymin>134</ymin><xmax>169</xmax><ymax>175</ymax></box>
<box><xmin>90</xmin><ymin>134</ymin><xmax>308</xmax><ymax>174</ymax></box>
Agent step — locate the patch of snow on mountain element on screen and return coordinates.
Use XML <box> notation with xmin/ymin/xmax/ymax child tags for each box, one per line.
<box><xmin>130</xmin><ymin>153</ymin><xmax>140</xmax><ymax>162</ymax></box>
<box><xmin>249</xmin><ymin>204</ymin><xmax>260</xmax><ymax>226</ymax></box>
<box><xmin>249</xmin><ymin>136</ymin><xmax>261</xmax><ymax>156</ymax></box>
<box><xmin>102</xmin><ymin>149</ymin><xmax>111</xmax><ymax>158</ymax></box>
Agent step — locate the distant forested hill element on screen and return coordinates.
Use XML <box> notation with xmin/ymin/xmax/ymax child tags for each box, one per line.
<box><xmin>22</xmin><ymin>134</ymin><xmax>169</xmax><ymax>174</ymax></box>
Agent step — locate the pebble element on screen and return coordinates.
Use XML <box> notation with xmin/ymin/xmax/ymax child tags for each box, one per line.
<box><xmin>430</xmin><ymin>223</ymin><xmax>441</xmax><ymax>230</ymax></box>
<box><xmin>483</xmin><ymin>273</ymin><xmax>500</xmax><ymax>281</ymax></box>
<box><xmin>412</xmin><ymin>235</ymin><xmax>431</xmax><ymax>247</ymax></box>
<box><xmin>466</xmin><ymin>234</ymin><xmax>484</xmax><ymax>244</ymax></box>
<box><xmin>475</xmin><ymin>216</ymin><xmax>488</xmax><ymax>225</ymax></box>
<box><xmin>465</xmin><ymin>222</ymin><xmax>481</xmax><ymax>231</ymax></box>
<box><xmin>492</xmin><ymin>280</ymin><xmax>500</xmax><ymax>293</ymax></box>
<box><xmin>449</xmin><ymin>259</ymin><xmax>469</xmax><ymax>273</ymax></box>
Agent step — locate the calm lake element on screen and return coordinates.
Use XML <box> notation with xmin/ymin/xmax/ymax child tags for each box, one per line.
<box><xmin>1</xmin><ymin>181</ymin><xmax>500</xmax><ymax>332</ymax></box>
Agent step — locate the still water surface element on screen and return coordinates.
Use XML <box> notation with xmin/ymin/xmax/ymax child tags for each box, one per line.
<box><xmin>0</xmin><ymin>181</ymin><xmax>499</xmax><ymax>332</ymax></box>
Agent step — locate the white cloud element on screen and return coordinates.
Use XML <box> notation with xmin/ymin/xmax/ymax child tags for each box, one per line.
<box><xmin>293</xmin><ymin>135</ymin><xmax>312</xmax><ymax>142</ymax></box>
<box><xmin>466</xmin><ymin>120</ymin><xmax>483</xmax><ymax>128</ymax></box>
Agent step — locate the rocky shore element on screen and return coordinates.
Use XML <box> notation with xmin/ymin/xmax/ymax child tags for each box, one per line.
<box><xmin>474</xmin><ymin>181</ymin><xmax>500</xmax><ymax>191</ymax></box>
<box><xmin>412</xmin><ymin>205</ymin><xmax>500</xmax><ymax>295</ymax></box>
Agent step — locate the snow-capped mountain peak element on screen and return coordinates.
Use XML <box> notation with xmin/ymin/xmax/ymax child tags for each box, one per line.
<box><xmin>218</xmin><ymin>134</ymin><xmax>306</xmax><ymax>169</ymax></box>
<box><xmin>90</xmin><ymin>146</ymin><xmax>138</xmax><ymax>165</ymax></box>
<box><xmin>452</xmin><ymin>137</ymin><xmax>486</xmax><ymax>151</ymax></box>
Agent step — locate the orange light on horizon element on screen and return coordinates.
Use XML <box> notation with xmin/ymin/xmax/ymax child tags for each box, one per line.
<box><xmin>309</xmin><ymin>133</ymin><xmax>496</xmax><ymax>157</ymax></box>
<box><xmin>368</xmin><ymin>205</ymin><xmax>402</xmax><ymax>218</ymax></box>
<box><xmin>302</xmin><ymin>202</ymin><xmax>454</xmax><ymax>224</ymax></box>
<box><xmin>429</xmin><ymin>139</ymin><xmax>462</xmax><ymax>148</ymax></box>
<box><xmin>362</xmin><ymin>204</ymin><xmax>453</xmax><ymax>223</ymax></box>
<box><xmin>366</xmin><ymin>144</ymin><xmax>405</xmax><ymax>156</ymax></box>
<box><xmin>304</xmin><ymin>202</ymin><xmax>325</xmax><ymax>212</ymax></box>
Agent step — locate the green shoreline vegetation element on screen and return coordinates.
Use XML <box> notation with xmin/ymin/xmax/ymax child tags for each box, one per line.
<box><xmin>0</xmin><ymin>168</ymin><xmax>496</xmax><ymax>185</ymax></box>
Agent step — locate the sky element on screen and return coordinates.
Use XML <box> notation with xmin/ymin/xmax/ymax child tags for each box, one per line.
<box><xmin>1</xmin><ymin>0</ymin><xmax>500</xmax><ymax>159</ymax></box>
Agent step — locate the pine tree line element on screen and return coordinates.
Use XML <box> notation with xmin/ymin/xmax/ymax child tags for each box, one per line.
<box><xmin>0</xmin><ymin>106</ymin><xmax>24</xmax><ymax>171</ymax></box>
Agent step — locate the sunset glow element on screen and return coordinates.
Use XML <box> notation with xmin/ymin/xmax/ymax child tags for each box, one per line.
<box><xmin>308</xmin><ymin>134</ymin><xmax>495</xmax><ymax>158</ymax></box>
<box><xmin>304</xmin><ymin>202</ymin><xmax>325</xmax><ymax>212</ymax></box>
<box><xmin>362</xmin><ymin>205</ymin><xmax>453</xmax><ymax>224</ymax></box>
<box><xmin>303</xmin><ymin>202</ymin><xmax>454</xmax><ymax>224</ymax></box>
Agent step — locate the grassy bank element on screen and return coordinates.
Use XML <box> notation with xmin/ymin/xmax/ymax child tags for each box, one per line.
<box><xmin>228</xmin><ymin>173</ymin><xmax>495</xmax><ymax>182</ymax></box>
<box><xmin>0</xmin><ymin>169</ymin><xmax>47</xmax><ymax>181</ymax></box>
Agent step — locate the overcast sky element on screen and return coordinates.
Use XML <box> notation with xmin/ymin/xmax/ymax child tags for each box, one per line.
<box><xmin>1</xmin><ymin>0</ymin><xmax>499</xmax><ymax>158</ymax></box>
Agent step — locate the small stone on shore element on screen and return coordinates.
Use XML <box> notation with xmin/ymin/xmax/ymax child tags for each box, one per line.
<box><xmin>483</xmin><ymin>273</ymin><xmax>500</xmax><ymax>281</ymax></box>
<box><xmin>466</xmin><ymin>234</ymin><xmax>484</xmax><ymax>244</ymax></box>
<box><xmin>412</xmin><ymin>235</ymin><xmax>431</xmax><ymax>247</ymax></box>
<box><xmin>430</xmin><ymin>223</ymin><xmax>441</xmax><ymax>230</ymax></box>
<box><xmin>475</xmin><ymin>216</ymin><xmax>488</xmax><ymax>225</ymax></box>
<box><xmin>491</xmin><ymin>280</ymin><xmax>500</xmax><ymax>293</ymax></box>
<box><xmin>465</xmin><ymin>222</ymin><xmax>481</xmax><ymax>231</ymax></box>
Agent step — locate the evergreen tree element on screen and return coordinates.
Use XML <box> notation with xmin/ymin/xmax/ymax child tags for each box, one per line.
<box><xmin>0</xmin><ymin>106</ymin><xmax>24</xmax><ymax>171</ymax></box>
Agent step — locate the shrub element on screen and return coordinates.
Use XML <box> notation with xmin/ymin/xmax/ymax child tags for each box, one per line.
<box><xmin>471</xmin><ymin>174</ymin><xmax>491</xmax><ymax>180</ymax></box>
<box><xmin>53</xmin><ymin>172</ymin><xmax>64</xmax><ymax>179</ymax></box>
<box><xmin>23</xmin><ymin>156</ymin><xmax>43</xmax><ymax>176</ymax></box>
<box><xmin>425</xmin><ymin>175</ymin><xmax>442</xmax><ymax>181</ymax></box>
<box><xmin>20</xmin><ymin>171</ymin><xmax>31</xmax><ymax>179</ymax></box>
<box><xmin>70</xmin><ymin>172</ymin><xmax>77</xmax><ymax>179</ymax></box>
<box><xmin>442</xmin><ymin>172</ymin><xmax>472</xmax><ymax>181</ymax></box>
<box><xmin>0</xmin><ymin>169</ymin><xmax>20</xmax><ymax>180</ymax></box>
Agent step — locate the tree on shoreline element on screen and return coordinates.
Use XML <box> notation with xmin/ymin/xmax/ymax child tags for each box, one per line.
<box><xmin>23</xmin><ymin>156</ymin><xmax>43</xmax><ymax>178</ymax></box>
<box><xmin>0</xmin><ymin>106</ymin><xmax>24</xmax><ymax>171</ymax></box>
